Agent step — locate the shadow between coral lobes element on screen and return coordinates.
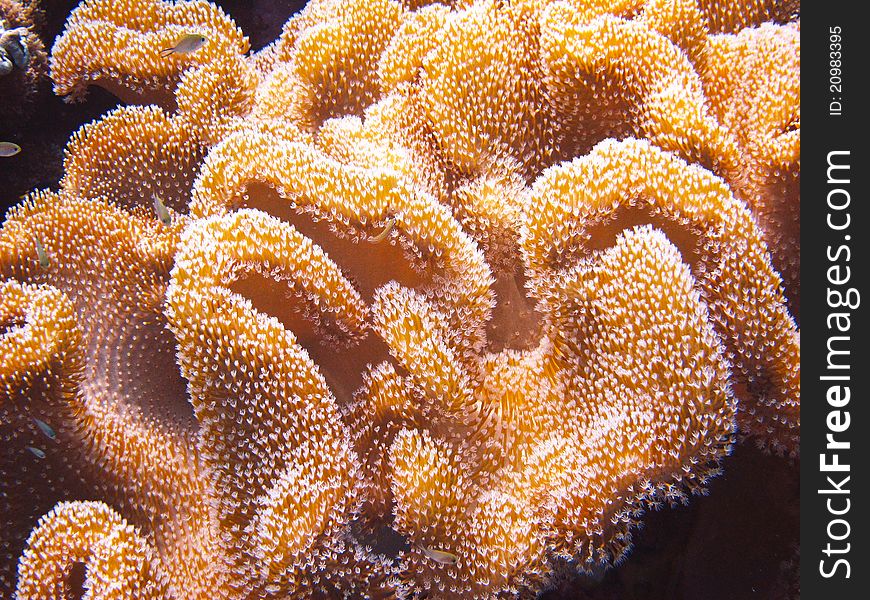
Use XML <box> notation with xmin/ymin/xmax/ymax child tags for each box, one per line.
<box><xmin>538</xmin><ymin>445</ymin><xmax>798</xmax><ymax>600</ymax></box>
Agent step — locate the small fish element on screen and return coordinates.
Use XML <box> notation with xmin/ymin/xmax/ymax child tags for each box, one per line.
<box><xmin>35</xmin><ymin>237</ymin><xmax>49</xmax><ymax>268</ymax></box>
<box><xmin>33</xmin><ymin>417</ymin><xmax>56</xmax><ymax>441</ymax></box>
<box><xmin>0</xmin><ymin>142</ymin><xmax>21</xmax><ymax>157</ymax></box>
<box><xmin>152</xmin><ymin>195</ymin><xmax>172</xmax><ymax>226</ymax></box>
<box><xmin>419</xmin><ymin>545</ymin><xmax>459</xmax><ymax>566</ymax></box>
<box><xmin>370</xmin><ymin>218</ymin><xmax>395</xmax><ymax>243</ymax></box>
<box><xmin>160</xmin><ymin>33</ymin><xmax>208</xmax><ymax>57</ymax></box>
<box><xmin>26</xmin><ymin>446</ymin><xmax>46</xmax><ymax>459</ymax></box>
<box><xmin>1</xmin><ymin>27</ymin><xmax>30</xmax><ymax>70</ymax></box>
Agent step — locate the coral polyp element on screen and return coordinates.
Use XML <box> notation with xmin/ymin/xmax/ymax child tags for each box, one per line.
<box><xmin>1</xmin><ymin>0</ymin><xmax>799</xmax><ymax>597</ymax></box>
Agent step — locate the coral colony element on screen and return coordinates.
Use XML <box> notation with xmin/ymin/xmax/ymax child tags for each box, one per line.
<box><xmin>1</xmin><ymin>0</ymin><xmax>798</xmax><ymax>597</ymax></box>
<box><xmin>1</xmin><ymin>0</ymin><xmax>47</xmax><ymax>132</ymax></box>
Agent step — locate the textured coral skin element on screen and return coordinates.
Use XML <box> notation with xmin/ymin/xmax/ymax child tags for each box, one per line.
<box><xmin>1</xmin><ymin>0</ymin><xmax>798</xmax><ymax>597</ymax></box>
<box><xmin>1</xmin><ymin>0</ymin><xmax>48</xmax><ymax>131</ymax></box>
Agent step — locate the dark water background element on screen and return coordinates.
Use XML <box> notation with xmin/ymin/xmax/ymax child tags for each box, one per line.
<box><xmin>0</xmin><ymin>2</ymin><xmax>799</xmax><ymax>598</ymax></box>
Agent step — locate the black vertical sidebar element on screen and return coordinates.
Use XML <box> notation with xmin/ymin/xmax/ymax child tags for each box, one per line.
<box><xmin>801</xmin><ymin>2</ymin><xmax>869</xmax><ymax>598</ymax></box>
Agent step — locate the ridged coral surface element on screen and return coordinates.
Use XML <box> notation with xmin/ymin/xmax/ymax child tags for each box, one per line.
<box><xmin>1</xmin><ymin>0</ymin><xmax>799</xmax><ymax>597</ymax></box>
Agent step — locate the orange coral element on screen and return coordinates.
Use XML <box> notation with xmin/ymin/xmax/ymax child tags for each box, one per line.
<box><xmin>165</xmin><ymin>210</ymin><xmax>393</xmax><ymax>596</ymax></box>
<box><xmin>523</xmin><ymin>138</ymin><xmax>799</xmax><ymax>456</ymax></box>
<box><xmin>50</xmin><ymin>0</ymin><xmax>248</xmax><ymax>104</ymax></box>
<box><xmin>1</xmin><ymin>0</ymin><xmax>48</xmax><ymax>130</ymax></box>
<box><xmin>701</xmin><ymin>21</ymin><xmax>800</xmax><ymax>317</ymax></box>
<box><xmin>696</xmin><ymin>0</ymin><xmax>799</xmax><ymax>33</ymax></box>
<box><xmin>385</xmin><ymin>226</ymin><xmax>734</xmax><ymax>595</ymax></box>
<box><xmin>17</xmin><ymin>501</ymin><xmax>168</xmax><ymax>599</ymax></box>
<box><xmin>2</xmin><ymin>0</ymin><xmax>799</xmax><ymax>597</ymax></box>
<box><xmin>61</xmin><ymin>104</ymin><xmax>205</xmax><ymax>211</ymax></box>
<box><xmin>539</xmin><ymin>7</ymin><xmax>739</xmax><ymax>179</ymax></box>
<box><xmin>0</xmin><ymin>196</ymin><xmax>224</xmax><ymax>596</ymax></box>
